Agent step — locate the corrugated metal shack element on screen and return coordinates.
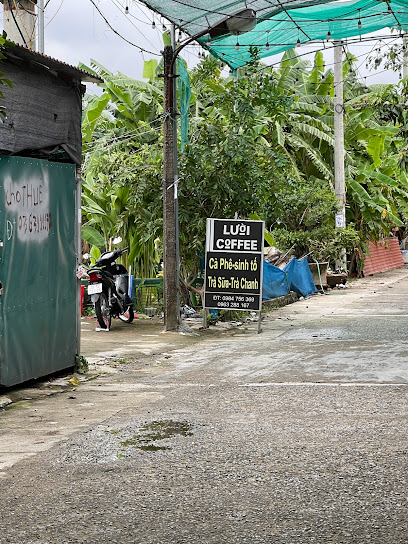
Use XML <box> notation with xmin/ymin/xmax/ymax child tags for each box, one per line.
<box><xmin>0</xmin><ymin>44</ymin><xmax>100</xmax><ymax>386</ymax></box>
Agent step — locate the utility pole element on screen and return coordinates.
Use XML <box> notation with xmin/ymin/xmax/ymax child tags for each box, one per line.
<box><xmin>162</xmin><ymin>45</ymin><xmax>179</xmax><ymax>331</ymax></box>
<box><xmin>333</xmin><ymin>40</ymin><xmax>347</xmax><ymax>271</ymax></box>
<box><xmin>160</xmin><ymin>11</ymin><xmax>256</xmax><ymax>331</ymax></box>
<box><xmin>37</xmin><ymin>0</ymin><xmax>44</xmax><ymax>53</ymax></box>
<box><xmin>170</xmin><ymin>24</ymin><xmax>181</xmax><ymax>323</ymax></box>
<box><xmin>1</xmin><ymin>0</ymin><xmax>37</xmax><ymax>49</ymax></box>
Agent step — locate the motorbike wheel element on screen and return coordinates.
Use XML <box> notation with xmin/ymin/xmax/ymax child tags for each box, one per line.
<box><xmin>95</xmin><ymin>292</ymin><xmax>112</xmax><ymax>329</ymax></box>
<box><xmin>118</xmin><ymin>305</ymin><xmax>134</xmax><ymax>323</ymax></box>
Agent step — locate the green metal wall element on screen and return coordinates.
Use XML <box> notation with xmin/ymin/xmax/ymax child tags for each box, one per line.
<box><xmin>0</xmin><ymin>156</ymin><xmax>77</xmax><ymax>386</ymax></box>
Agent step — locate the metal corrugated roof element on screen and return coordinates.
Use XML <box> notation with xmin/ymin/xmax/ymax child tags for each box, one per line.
<box><xmin>2</xmin><ymin>43</ymin><xmax>102</xmax><ymax>83</ymax></box>
<box><xmin>363</xmin><ymin>238</ymin><xmax>404</xmax><ymax>276</ymax></box>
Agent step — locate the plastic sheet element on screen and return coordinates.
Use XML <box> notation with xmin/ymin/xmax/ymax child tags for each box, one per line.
<box><xmin>262</xmin><ymin>261</ymin><xmax>290</xmax><ymax>300</ymax></box>
<box><xmin>284</xmin><ymin>257</ymin><xmax>317</xmax><ymax>298</ymax></box>
<box><xmin>139</xmin><ymin>0</ymin><xmax>408</xmax><ymax>70</ymax></box>
<box><xmin>262</xmin><ymin>257</ymin><xmax>317</xmax><ymax>301</ymax></box>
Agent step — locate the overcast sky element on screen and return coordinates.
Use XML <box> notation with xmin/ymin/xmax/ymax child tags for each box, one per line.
<box><xmin>0</xmin><ymin>0</ymin><xmax>400</xmax><ymax>91</ymax></box>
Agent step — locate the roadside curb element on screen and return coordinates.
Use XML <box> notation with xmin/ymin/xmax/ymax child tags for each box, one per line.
<box><xmin>262</xmin><ymin>292</ymin><xmax>299</xmax><ymax>309</ymax></box>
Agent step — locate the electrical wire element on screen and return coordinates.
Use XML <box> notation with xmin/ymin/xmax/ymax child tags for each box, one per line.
<box><xmin>83</xmin><ymin>118</ymin><xmax>164</xmax><ymax>151</ymax></box>
<box><xmin>45</xmin><ymin>0</ymin><xmax>65</xmax><ymax>28</ymax></box>
<box><xmin>135</xmin><ymin>0</ymin><xmax>403</xmax><ymax>36</ymax></box>
<box><xmin>110</xmin><ymin>0</ymin><xmax>160</xmax><ymax>52</ymax></box>
<box><xmin>202</xmin><ymin>32</ymin><xmax>401</xmax><ymax>96</ymax></box>
<box><xmin>222</xmin><ymin>32</ymin><xmax>404</xmax><ymax>75</ymax></box>
<box><xmin>13</xmin><ymin>0</ymin><xmax>36</xmax><ymax>45</ymax></box>
<box><xmin>112</xmin><ymin>0</ymin><xmax>156</xmax><ymax>26</ymax></box>
<box><xmin>88</xmin><ymin>0</ymin><xmax>160</xmax><ymax>56</ymax></box>
<box><xmin>7</xmin><ymin>0</ymin><xmax>28</xmax><ymax>45</ymax></box>
<box><xmin>83</xmin><ymin>122</ymin><xmax>161</xmax><ymax>142</ymax></box>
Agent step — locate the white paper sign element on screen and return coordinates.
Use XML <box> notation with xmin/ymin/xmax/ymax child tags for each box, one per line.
<box><xmin>335</xmin><ymin>213</ymin><xmax>345</xmax><ymax>228</ymax></box>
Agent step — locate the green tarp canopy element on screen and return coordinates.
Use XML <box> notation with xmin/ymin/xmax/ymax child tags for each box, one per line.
<box><xmin>140</xmin><ymin>0</ymin><xmax>408</xmax><ymax>68</ymax></box>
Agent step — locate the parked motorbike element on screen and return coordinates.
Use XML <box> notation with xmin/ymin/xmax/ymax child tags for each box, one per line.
<box><xmin>87</xmin><ymin>244</ymin><xmax>134</xmax><ymax>330</ymax></box>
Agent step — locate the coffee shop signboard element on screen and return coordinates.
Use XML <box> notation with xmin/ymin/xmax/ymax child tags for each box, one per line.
<box><xmin>204</xmin><ymin>218</ymin><xmax>264</xmax><ymax>332</ymax></box>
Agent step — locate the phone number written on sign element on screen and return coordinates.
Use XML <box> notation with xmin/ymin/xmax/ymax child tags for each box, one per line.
<box><xmin>204</xmin><ymin>292</ymin><xmax>260</xmax><ymax>310</ymax></box>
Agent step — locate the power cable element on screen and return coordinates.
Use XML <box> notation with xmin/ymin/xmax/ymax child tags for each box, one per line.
<box><xmin>7</xmin><ymin>0</ymin><xmax>28</xmax><ymax>45</ymax></box>
<box><xmin>13</xmin><ymin>0</ymin><xmax>36</xmax><ymax>44</ymax></box>
<box><xmin>45</xmin><ymin>0</ymin><xmax>65</xmax><ymax>28</ymax></box>
<box><xmin>110</xmin><ymin>0</ymin><xmax>160</xmax><ymax>52</ymax></box>
<box><xmin>136</xmin><ymin>0</ymin><xmax>401</xmax><ymax>36</ymax></box>
<box><xmin>88</xmin><ymin>0</ymin><xmax>160</xmax><ymax>56</ymax></box>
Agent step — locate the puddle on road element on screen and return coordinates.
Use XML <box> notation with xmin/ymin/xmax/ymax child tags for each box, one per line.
<box><xmin>119</xmin><ymin>420</ymin><xmax>193</xmax><ymax>454</ymax></box>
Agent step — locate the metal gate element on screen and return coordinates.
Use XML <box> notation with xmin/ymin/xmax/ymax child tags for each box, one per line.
<box><xmin>0</xmin><ymin>156</ymin><xmax>77</xmax><ymax>386</ymax></box>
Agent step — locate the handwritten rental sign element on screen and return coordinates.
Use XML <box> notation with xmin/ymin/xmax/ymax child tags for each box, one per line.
<box><xmin>4</xmin><ymin>173</ymin><xmax>51</xmax><ymax>243</ymax></box>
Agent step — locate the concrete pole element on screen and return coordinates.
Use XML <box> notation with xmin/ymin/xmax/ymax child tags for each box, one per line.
<box><xmin>333</xmin><ymin>41</ymin><xmax>347</xmax><ymax>271</ymax></box>
<box><xmin>2</xmin><ymin>0</ymin><xmax>37</xmax><ymax>48</ymax></box>
<box><xmin>37</xmin><ymin>0</ymin><xmax>44</xmax><ymax>53</ymax></box>
<box><xmin>403</xmin><ymin>35</ymin><xmax>408</xmax><ymax>79</ymax></box>
<box><xmin>170</xmin><ymin>24</ymin><xmax>181</xmax><ymax>319</ymax></box>
<box><xmin>163</xmin><ymin>45</ymin><xmax>179</xmax><ymax>331</ymax></box>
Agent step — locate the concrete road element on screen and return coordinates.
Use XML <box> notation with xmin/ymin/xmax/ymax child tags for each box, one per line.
<box><xmin>0</xmin><ymin>268</ymin><xmax>407</xmax><ymax>543</ymax></box>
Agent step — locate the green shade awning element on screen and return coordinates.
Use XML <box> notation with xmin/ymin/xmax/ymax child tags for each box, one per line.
<box><xmin>140</xmin><ymin>0</ymin><xmax>408</xmax><ymax>67</ymax></box>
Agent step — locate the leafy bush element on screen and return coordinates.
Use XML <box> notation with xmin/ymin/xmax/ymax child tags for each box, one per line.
<box><xmin>270</xmin><ymin>179</ymin><xmax>361</xmax><ymax>265</ymax></box>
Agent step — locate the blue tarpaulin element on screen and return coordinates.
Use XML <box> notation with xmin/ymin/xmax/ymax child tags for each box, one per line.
<box><xmin>262</xmin><ymin>261</ymin><xmax>289</xmax><ymax>300</ymax></box>
<box><xmin>262</xmin><ymin>258</ymin><xmax>317</xmax><ymax>300</ymax></box>
<box><xmin>284</xmin><ymin>258</ymin><xmax>317</xmax><ymax>298</ymax></box>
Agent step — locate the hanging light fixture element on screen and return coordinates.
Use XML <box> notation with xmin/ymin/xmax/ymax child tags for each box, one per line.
<box><xmin>151</xmin><ymin>19</ymin><xmax>156</xmax><ymax>29</ymax></box>
<box><xmin>265</xmin><ymin>30</ymin><xmax>270</xmax><ymax>51</ymax></box>
<box><xmin>235</xmin><ymin>38</ymin><xmax>240</xmax><ymax>51</ymax></box>
<box><xmin>209</xmin><ymin>8</ymin><xmax>257</xmax><ymax>38</ymax></box>
<box><xmin>327</xmin><ymin>29</ymin><xmax>332</xmax><ymax>41</ymax></box>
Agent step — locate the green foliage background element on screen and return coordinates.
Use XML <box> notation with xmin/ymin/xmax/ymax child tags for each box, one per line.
<box><xmin>80</xmin><ymin>48</ymin><xmax>408</xmax><ymax>284</ymax></box>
